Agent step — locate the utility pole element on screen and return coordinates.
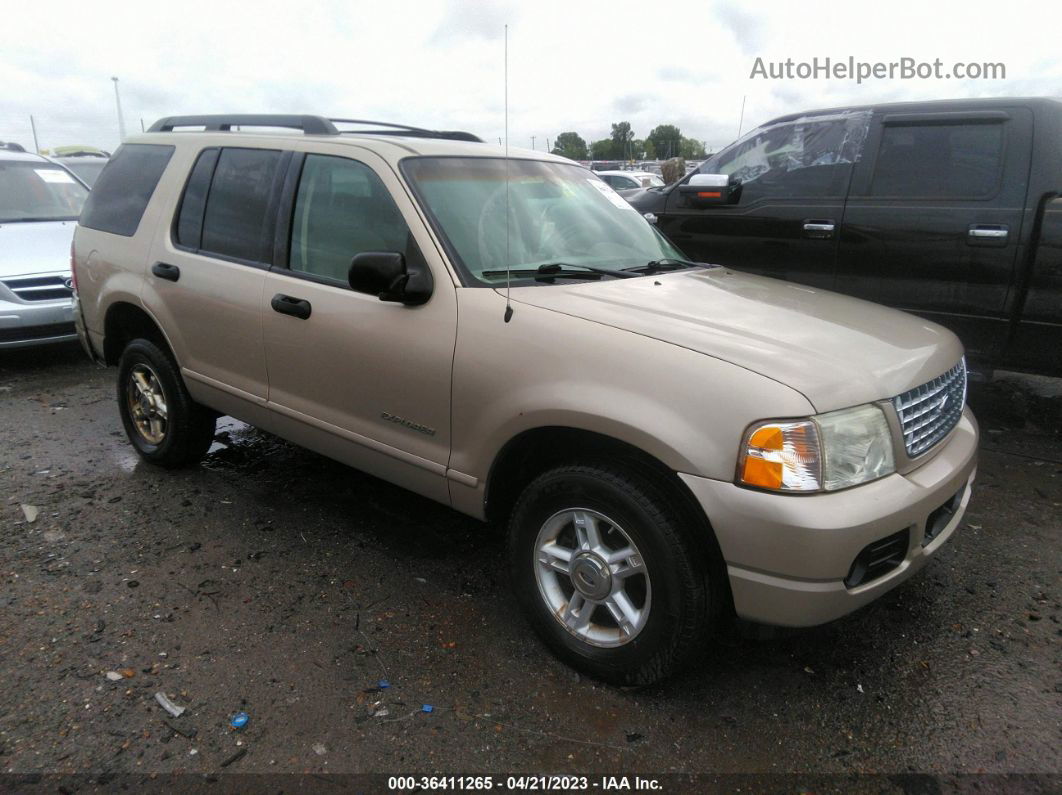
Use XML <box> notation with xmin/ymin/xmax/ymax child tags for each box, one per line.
<box><xmin>545</xmin><ymin>136</ymin><xmax>550</xmax><ymax>153</ymax></box>
<box><xmin>29</xmin><ymin>115</ymin><xmax>40</xmax><ymax>154</ymax></box>
<box><xmin>111</xmin><ymin>76</ymin><xmax>127</xmax><ymax>141</ymax></box>
<box><xmin>530</xmin><ymin>135</ymin><xmax>536</xmax><ymax>150</ymax></box>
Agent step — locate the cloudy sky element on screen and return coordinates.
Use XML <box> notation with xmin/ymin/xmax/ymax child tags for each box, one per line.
<box><xmin>2</xmin><ymin>0</ymin><xmax>1059</xmax><ymax>155</ymax></box>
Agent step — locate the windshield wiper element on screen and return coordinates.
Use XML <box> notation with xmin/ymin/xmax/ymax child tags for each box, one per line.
<box><xmin>481</xmin><ymin>262</ymin><xmax>636</xmax><ymax>281</ymax></box>
<box><xmin>622</xmin><ymin>258</ymin><xmax>706</xmax><ymax>275</ymax></box>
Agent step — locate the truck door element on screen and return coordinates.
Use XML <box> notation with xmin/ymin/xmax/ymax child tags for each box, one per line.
<box><xmin>655</xmin><ymin>111</ymin><xmax>869</xmax><ymax>289</ymax></box>
<box><xmin>834</xmin><ymin>108</ymin><xmax>1034</xmax><ymax>369</ymax></box>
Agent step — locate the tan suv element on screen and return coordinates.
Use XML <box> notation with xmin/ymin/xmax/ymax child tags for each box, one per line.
<box><xmin>72</xmin><ymin>115</ymin><xmax>978</xmax><ymax>685</ymax></box>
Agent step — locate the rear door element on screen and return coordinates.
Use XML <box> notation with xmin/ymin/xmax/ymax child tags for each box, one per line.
<box><xmin>655</xmin><ymin>112</ymin><xmax>869</xmax><ymax>288</ymax></box>
<box><xmin>834</xmin><ymin>108</ymin><xmax>1034</xmax><ymax>366</ymax></box>
<box><xmin>260</xmin><ymin>147</ymin><xmax>457</xmax><ymax>504</ymax></box>
<box><xmin>144</xmin><ymin>145</ymin><xmax>289</xmax><ymax>400</ymax></box>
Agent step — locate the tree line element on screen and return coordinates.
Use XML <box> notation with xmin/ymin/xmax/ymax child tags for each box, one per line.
<box><xmin>550</xmin><ymin>122</ymin><xmax>708</xmax><ymax>161</ymax></box>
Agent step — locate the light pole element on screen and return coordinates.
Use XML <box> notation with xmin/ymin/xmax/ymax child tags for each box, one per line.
<box><xmin>111</xmin><ymin>77</ymin><xmax>127</xmax><ymax>142</ymax></box>
<box><xmin>530</xmin><ymin>135</ymin><xmax>536</xmax><ymax>150</ymax></box>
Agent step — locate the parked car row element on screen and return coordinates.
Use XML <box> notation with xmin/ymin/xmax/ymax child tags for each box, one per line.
<box><xmin>70</xmin><ymin>114</ymin><xmax>977</xmax><ymax>685</ymax></box>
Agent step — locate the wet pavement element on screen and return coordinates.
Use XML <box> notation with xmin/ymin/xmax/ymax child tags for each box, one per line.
<box><xmin>0</xmin><ymin>343</ymin><xmax>1059</xmax><ymax>783</ymax></box>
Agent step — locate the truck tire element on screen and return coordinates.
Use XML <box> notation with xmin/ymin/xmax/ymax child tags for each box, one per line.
<box><xmin>117</xmin><ymin>338</ymin><xmax>216</xmax><ymax>468</ymax></box>
<box><xmin>508</xmin><ymin>463</ymin><xmax>721</xmax><ymax>685</ymax></box>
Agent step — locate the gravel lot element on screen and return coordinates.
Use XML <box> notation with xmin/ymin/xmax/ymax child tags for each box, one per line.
<box><xmin>1</xmin><ymin>344</ymin><xmax>1059</xmax><ymax>788</ymax></box>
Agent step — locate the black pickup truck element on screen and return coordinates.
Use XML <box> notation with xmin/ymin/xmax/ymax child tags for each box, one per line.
<box><xmin>627</xmin><ymin>97</ymin><xmax>1062</xmax><ymax>377</ymax></box>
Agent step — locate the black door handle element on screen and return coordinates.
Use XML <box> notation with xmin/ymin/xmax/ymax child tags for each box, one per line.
<box><xmin>271</xmin><ymin>293</ymin><xmax>312</xmax><ymax>319</ymax></box>
<box><xmin>151</xmin><ymin>262</ymin><xmax>180</xmax><ymax>282</ymax></box>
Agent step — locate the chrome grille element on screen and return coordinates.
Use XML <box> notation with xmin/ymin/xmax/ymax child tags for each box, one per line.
<box><xmin>892</xmin><ymin>358</ymin><xmax>967</xmax><ymax>457</ymax></box>
<box><xmin>1</xmin><ymin>274</ymin><xmax>73</xmax><ymax>302</ymax></box>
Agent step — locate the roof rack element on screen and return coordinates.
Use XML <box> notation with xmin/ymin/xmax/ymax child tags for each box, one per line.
<box><xmin>147</xmin><ymin>115</ymin><xmax>340</xmax><ymax>134</ymax></box>
<box><xmin>145</xmin><ymin>114</ymin><xmax>482</xmax><ymax>142</ymax></box>
<box><xmin>330</xmin><ymin>118</ymin><xmax>482</xmax><ymax>143</ymax></box>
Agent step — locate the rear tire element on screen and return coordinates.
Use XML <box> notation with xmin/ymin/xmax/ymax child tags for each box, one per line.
<box><xmin>117</xmin><ymin>338</ymin><xmax>216</xmax><ymax>468</ymax></box>
<box><xmin>508</xmin><ymin>463</ymin><xmax>722</xmax><ymax>686</ymax></box>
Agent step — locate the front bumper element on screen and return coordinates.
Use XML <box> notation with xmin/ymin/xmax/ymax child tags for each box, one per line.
<box><xmin>680</xmin><ymin>407</ymin><xmax>979</xmax><ymax>627</ymax></box>
<box><xmin>0</xmin><ymin>294</ymin><xmax>77</xmax><ymax>349</ymax></box>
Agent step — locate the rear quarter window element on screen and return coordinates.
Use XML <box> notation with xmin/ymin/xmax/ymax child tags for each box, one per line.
<box><xmin>79</xmin><ymin>143</ymin><xmax>175</xmax><ymax>236</ymax></box>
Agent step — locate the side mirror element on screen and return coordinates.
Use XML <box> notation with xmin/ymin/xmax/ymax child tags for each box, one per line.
<box><xmin>348</xmin><ymin>251</ymin><xmax>432</xmax><ymax>305</ymax></box>
<box><xmin>678</xmin><ymin>173</ymin><xmax>741</xmax><ymax>206</ymax></box>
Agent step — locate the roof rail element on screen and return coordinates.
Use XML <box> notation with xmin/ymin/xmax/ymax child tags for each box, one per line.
<box><xmin>145</xmin><ymin>115</ymin><xmax>483</xmax><ymax>143</ymax></box>
<box><xmin>330</xmin><ymin>118</ymin><xmax>483</xmax><ymax>143</ymax></box>
<box><xmin>147</xmin><ymin>115</ymin><xmax>339</xmax><ymax>135</ymax></box>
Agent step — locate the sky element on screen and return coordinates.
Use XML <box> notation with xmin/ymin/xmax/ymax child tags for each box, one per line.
<box><xmin>2</xmin><ymin>0</ymin><xmax>1060</xmax><ymax>155</ymax></box>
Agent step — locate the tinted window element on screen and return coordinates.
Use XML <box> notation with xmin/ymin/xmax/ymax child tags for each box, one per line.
<box><xmin>175</xmin><ymin>148</ymin><xmax>219</xmax><ymax>249</ymax></box>
<box><xmin>200</xmin><ymin>148</ymin><xmax>282</xmax><ymax>262</ymax></box>
<box><xmin>0</xmin><ymin>162</ymin><xmax>88</xmax><ymax>222</ymax></box>
<box><xmin>870</xmin><ymin>122</ymin><xmax>1004</xmax><ymax>198</ymax></box>
<box><xmin>289</xmin><ymin>155</ymin><xmax>414</xmax><ymax>282</ymax></box>
<box><xmin>79</xmin><ymin>144</ymin><xmax>174</xmax><ymax>236</ymax></box>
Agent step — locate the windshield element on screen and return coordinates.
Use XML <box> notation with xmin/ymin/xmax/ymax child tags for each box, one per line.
<box><xmin>0</xmin><ymin>162</ymin><xmax>88</xmax><ymax>222</ymax></box>
<box><xmin>61</xmin><ymin>160</ymin><xmax>107</xmax><ymax>187</ymax></box>
<box><xmin>402</xmin><ymin>157</ymin><xmax>684</xmax><ymax>285</ymax></box>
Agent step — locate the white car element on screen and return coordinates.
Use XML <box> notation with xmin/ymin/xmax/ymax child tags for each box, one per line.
<box><xmin>595</xmin><ymin>170</ymin><xmax>665</xmax><ymax>191</ymax></box>
<box><xmin>0</xmin><ymin>150</ymin><xmax>89</xmax><ymax>348</ymax></box>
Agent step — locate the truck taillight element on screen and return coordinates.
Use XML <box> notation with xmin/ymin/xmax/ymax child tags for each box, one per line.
<box><xmin>70</xmin><ymin>240</ymin><xmax>77</xmax><ymax>292</ymax></box>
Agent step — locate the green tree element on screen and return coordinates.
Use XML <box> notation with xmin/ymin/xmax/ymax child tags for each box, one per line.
<box><xmin>647</xmin><ymin>124</ymin><xmax>683</xmax><ymax>160</ymax></box>
<box><xmin>680</xmin><ymin>137</ymin><xmax>707</xmax><ymax>159</ymax></box>
<box><xmin>610</xmin><ymin>121</ymin><xmax>635</xmax><ymax>160</ymax></box>
<box><xmin>638</xmin><ymin>138</ymin><xmax>656</xmax><ymax>159</ymax></box>
<box><xmin>589</xmin><ymin>138</ymin><xmax>614</xmax><ymax>159</ymax></box>
<box><xmin>551</xmin><ymin>131</ymin><xmax>588</xmax><ymax>160</ymax></box>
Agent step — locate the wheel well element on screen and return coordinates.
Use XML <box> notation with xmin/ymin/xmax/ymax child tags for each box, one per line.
<box><xmin>102</xmin><ymin>303</ymin><xmax>169</xmax><ymax>365</ymax></box>
<box><xmin>486</xmin><ymin>427</ymin><xmax>705</xmax><ymax>532</ymax></box>
<box><xmin>485</xmin><ymin>426</ymin><xmax>731</xmax><ymax>610</ymax></box>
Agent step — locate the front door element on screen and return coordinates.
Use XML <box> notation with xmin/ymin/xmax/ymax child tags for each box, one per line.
<box><xmin>261</xmin><ymin>148</ymin><xmax>457</xmax><ymax>503</ymax></box>
<box><xmin>656</xmin><ymin>112</ymin><xmax>868</xmax><ymax>289</ymax></box>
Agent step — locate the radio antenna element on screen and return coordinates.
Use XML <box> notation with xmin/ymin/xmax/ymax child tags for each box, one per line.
<box><xmin>503</xmin><ymin>23</ymin><xmax>514</xmax><ymax>323</ymax></box>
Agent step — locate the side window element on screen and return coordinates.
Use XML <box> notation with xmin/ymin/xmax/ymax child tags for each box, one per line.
<box><xmin>289</xmin><ymin>154</ymin><xmax>416</xmax><ymax>283</ymax></box>
<box><xmin>175</xmin><ymin>148</ymin><xmax>219</xmax><ymax>249</ymax></box>
<box><xmin>706</xmin><ymin>113</ymin><xmax>868</xmax><ymax>203</ymax></box>
<box><xmin>870</xmin><ymin>122</ymin><xmax>1004</xmax><ymax>198</ymax></box>
<box><xmin>200</xmin><ymin>147</ymin><xmax>283</xmax><ymax>262</ymax></box>
<box><xmin>79</xmin><ymin>143</ymin><xmax>174</xmax><ymax>236</ymax></box>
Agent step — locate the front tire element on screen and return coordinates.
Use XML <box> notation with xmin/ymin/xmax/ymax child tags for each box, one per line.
<box><xmin>508</xmin><ymin>463</ymin><xmax>721</xmax><ymax>686</ymax></box>
<box><xmin>117</xmin><ymin>338</ymin><xmax>216</xmax><ymax>468</ymax></box>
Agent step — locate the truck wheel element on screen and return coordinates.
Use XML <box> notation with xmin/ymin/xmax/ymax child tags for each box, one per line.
<box><xmin>508</xmin><ymin>463</ymin><xmax>720</xmax><ymax>685</ymax></box>
<box><xmin>117</xmin><ymin>338</ymin><xmax>216</xmax><ymax>468</ymax></box>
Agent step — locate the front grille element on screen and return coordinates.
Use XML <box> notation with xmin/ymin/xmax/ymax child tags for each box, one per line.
<box><xmin>1</xmin><ymin>274</ymin><xmax>73</xmax><ymax>302</ymax></box>
<box><xmin>892</xmin><ymin>358</ymin><xmax>967</xmax><ymax>458</ymax></box>
<box><xmin>845</xmin><ymin>528</ymin><xmax>910</xmax><ymax>588</ymax></box>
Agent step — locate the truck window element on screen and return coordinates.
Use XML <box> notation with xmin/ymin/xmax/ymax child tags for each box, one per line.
<box><xmin>79</xmin><ymin>143</ymin><xmax>174</xmax><ymax>236</ymax></box>
<box><xmin>870</xmin><ymin>122</ymin><xmax>1004</xmax><ymax>198</ymax></box>
<box><xmin>200</xmin><ymin>147</ymin><xmax>283</xmax><ymax>263</ymax></box>
<box><xmin>705</xmin><ymin>114</ymin><xmax>867</xmax><ymax>203</ymax></box>
<box><xmin>289</xmin><ymin>154</ymin><xmax>416</xmax><ymax>283</ymax></box>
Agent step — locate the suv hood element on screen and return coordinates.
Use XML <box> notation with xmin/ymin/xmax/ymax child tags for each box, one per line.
<box><xmin>508</xmin><ymin>267</ymin><xmax>964</xmax><ymax>413</ymax></box>
<box><xmin>0</xmin><ymin>220</ymin><xmax>75</xmax><ymax>278</ymax></box>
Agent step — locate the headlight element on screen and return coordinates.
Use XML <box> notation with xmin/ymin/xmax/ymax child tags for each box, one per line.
<box><xmin>738</xmin><ymin>404</ymin><xmax>895</xmax><ymax>493</ymax></box>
